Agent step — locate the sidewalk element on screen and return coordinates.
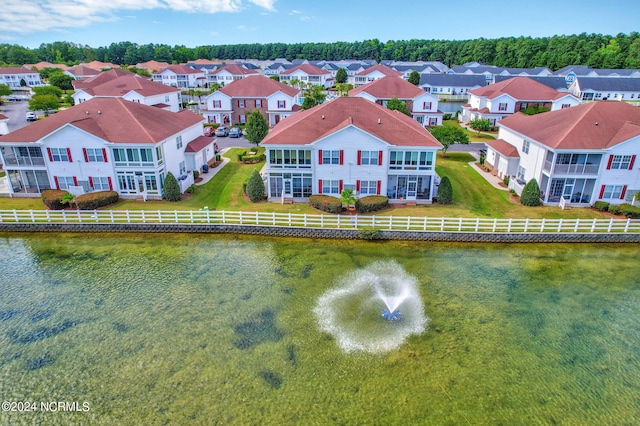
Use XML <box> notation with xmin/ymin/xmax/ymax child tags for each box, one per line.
<box><xmin>467</xmin><ymin>153</ymin><xmax>508</xmax><ymax>191</ymax></box>
<box><xmin>195</xmin><ymin>148</ymin><xmax>231</xmax><ymax>186</ymax></box>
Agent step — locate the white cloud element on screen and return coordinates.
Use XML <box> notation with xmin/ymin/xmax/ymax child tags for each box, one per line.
<box><xmin>0</xmin><ymin>0</ymin><xmax>276</xmax><ymax>38</ymax></box>
<box><xmin>289</xmin><ymin>9</ymin><xmax>302</xmax><ymax>14</ymax></box>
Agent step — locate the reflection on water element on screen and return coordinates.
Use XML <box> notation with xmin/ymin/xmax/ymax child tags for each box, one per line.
<box><xmin>0</xmin><ymin>233</ymin><xmax>639</xmax><ymax>425</ymax></box>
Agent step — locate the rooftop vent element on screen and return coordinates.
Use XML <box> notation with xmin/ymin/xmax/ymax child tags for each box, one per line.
<box><xmin>377</xmin><ymin>118</ymin><xmax>381</xmax><ymax>124</ymax></box>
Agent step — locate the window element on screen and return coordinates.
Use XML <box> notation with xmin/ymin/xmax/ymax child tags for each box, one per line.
<box><xmin>91</xmin><ymin>176</ymin><xmax>110</xmax><ymax>191</ymax></box>
<box><xmin>602</xmin><ymin>185</ymin><xmax>624</xmax><ymax>199</ymax></box>
<box><xmin>359</xmin><ymin>180</ymin><xmax>377</xmax><ymax>195</ymax></box>
<box><xmin>277</xmin><ymin>100</ymin><xmax>286</xmax><ymax>108</ymax></box>
<box><xmin>179</xmin><ymin>161</ymin><xmax>186</xmax><ymax>176</ymax></box>
<box><xmin>360</xmin><ymin>151</ymin><xmax>379</xmax><ymax>165</ymax></box>
<box><xmin>516</xmin><ymin>166</ymin><xmax>526</xmax><ymax>183</ymax></box>
<box><xmin>113</xmin><ymin>148</ymin><xmax>155</xmax><ymax>167</ymax></box>
<box><xmin>609</xmin><ymin>155</ymin><xmax>633</xmax><ymax>170</ymax></box>
<box><xmin>239</xmin><ymin>114</ymin><xmax>246</xmax><ymax>124</ymax></box>
<box><xmin>561</xmin><ymin>104</ymin><xmax>571</xmax><ymax>109</ymax></box>
<box><xmin>156</xmin><ymin>146</ymin><xmax>163</xmax><ymax>165</ymax></box>
<box><xmin>423</xmin><ymin>102</ymin><xmax>432</xmax><ymax>110</ymax></box>
<box><xmin>322</xmin><ymin>150</ymin><xmax>340</xmax><ymax>165</ymax></box>
<box><xmin>255</xmin><ymin>99</ymin><xmax>262</xmax><ymax>108</ymax></box>
<box><xmin>522</xmin><ymin>140</ymin><xmax>530</xmax><ymax>154</ymax></box>
<box><xmin>212</xmin><ymin>100</ymin><xmax>222</xmax><ymax>108</ymax></box>
<box><xmin>239</xmin><ymin>100</ymin><xmax>246</xmax><ymax>108</ymax></box>
<box><xmin>165</xmin><ymin>96</ymin><xmax>170</xmax><ymax>103</ymax></box>
<box><xmin>57</xmin><ymin>176</ymin><xmax>75</xmax><ymax>190</ymax></box>
<box><xmin>86</xmin><ymin>148</ymin><xmax>104</xmax><ymax>162</ymax></box>
<box><xmin>498</xmin><ymin>102</ymin><xmax>508</xmax><ymax>111</ymax></box>
<box><xmin>176</xmin><ymin>136</ymin><xmax>183</xmax><ymax>149</ymax></box>
<box><xmin>519</xmin><ymin>103</ymin><xmax>528</xmax><ymax>110</ymax></box>
<box><xmin>140</xmin><ymin>148</ymin><xmax>153</xmax><ymax>166</ymax></box>
<box><xmin>322</xmin><ymin>180</ymin><xmax>340</xmax><ymax>194</ymax></box>
<box><xmin>49</xmin><ymin>148</ymin><xmax>69</xmax><ymax>162</ymax></box>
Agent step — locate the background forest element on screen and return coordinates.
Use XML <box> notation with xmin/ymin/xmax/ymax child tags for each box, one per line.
<box><xmin>1</xmin><ymin>33</ymin><xmax>639</xmax><ymax>70</ymax></box>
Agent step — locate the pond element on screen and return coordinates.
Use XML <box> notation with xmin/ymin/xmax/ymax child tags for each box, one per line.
<box><xmin>0</xmin><ymin>233</ymin><xmax>639</xmax><ymax>424</ymax></box>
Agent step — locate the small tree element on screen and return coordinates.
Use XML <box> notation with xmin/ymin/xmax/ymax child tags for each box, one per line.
<box><xmin>28</xmin><ymin>94</ymin><xmax>60</xmax><ymax>115</ymax></box>
<box><xmin>437</xmin><ymin>176</ymin><xmax>453</xmax><ymax>204</ymax></box>
<box><xmin>335</xmin><ymin>67</ymin><xmax>348</xmax><ymax>84</ymax></box>
<box><xmin>300</xmin><ymin>85</ymin><xmax>326</xmax><ymax>110</ymax></box>
<box><xmin>408</xmin><ymin>70</ymin><xmax>421</xmax><ymax>86</ymax></box>
<box><xmin>521</xmin><ymin>105</ymin><xmax>550</xmax><ymax>115</ymax></box>
<box><xmin>520</xmin><ymin>179</ymin><xmax>541</xmax><ymax>206</ymax></box>
<box><xmin>429</xmin><ymin>125</ymin><xmax>469</xmax><ymax>157</ymax></box>
<box><xmin>48</xmin><ymin>73</ymin><xmax>74</xmax><ymax>91</ymax></box>
<box><xmin>0</xmin><ymin>84</ymin><xmax>11</xmax><ymax>97</ymax></box>
<box><xmin>469</xmin><ymin>118</ymin><xmax>492</xmax><ymax>135</ymax></box>
<box><xmin>163</xmin><ymin>172</ymin><xmax>182</xmax><ymax>202</ymax></box>
<box><xmin>340</xmin><ymin>188</ymin><xmax>357</xmax><ymax>210</ymax></box>
<box><xmin>386</xmin><ymin>97</ymin><xmax>409</xmax><ymax>115</ymax></box>
<box><xmin>33</xmin><ymin>86</ymin><xmax>63</xmax><ymax>97</ymax></box>
<box><xmin>60</xmin><ymin>193</ymin><xmax>77</xmax><ymax>209</ymax></box>
<box><xmin>246</xmin><ymin>169</ymin><xmax>265</xmax><ymax>202</ymax></box>
<box><xmin>244</xmin><ymin>109</ymin><xmax>269</xmax><ymax>146</ymax></box>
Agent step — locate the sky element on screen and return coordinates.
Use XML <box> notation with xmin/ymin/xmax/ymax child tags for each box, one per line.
<box><xmin>1</xmin><ymin>0</ymin><xmax>639</xmax><ymax>49</ymax></box>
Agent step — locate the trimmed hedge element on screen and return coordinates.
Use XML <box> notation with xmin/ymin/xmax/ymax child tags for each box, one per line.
<box><xmin>76</xmin><ymin>191</ymin><xmax>119</xmax><ymax>210</ymax></box>
<box><xmin>42</xmin><ymin>189</ymin><xmax>69</xmax><ymax>210</ymax></box>
<box><xmin>619</xmin><ymin>203</ymin><xmax>640</xmax><ymax>218</ymax></box>
<box><xmin>309</xmin><ymin>195</ymin><xmax>342</xmax><ymax>214</ymax></box>
<box><xmin>355</xmin><ymin>196</ymin><xmax>389</xmax><ymax>213</ymax></box>
<box><xmin>593</xmin><ymin>201</ymin><xmax>610</xmax><ymax>212</ymax></box>
<box><xmin>608</xmin><ymin>204</ymin><xmax>621</xmax><ymax>215</ymax></box>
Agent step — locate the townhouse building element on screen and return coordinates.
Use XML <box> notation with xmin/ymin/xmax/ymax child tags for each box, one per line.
<box><xmin>0</xmin><ymin>67</ymin><xmax>44</xmax><ymax>88</ymax></box>
<box><xmin>152</xmin><ymin>65</ymin><xmax>205</xmax><ymax>88</ymax></box>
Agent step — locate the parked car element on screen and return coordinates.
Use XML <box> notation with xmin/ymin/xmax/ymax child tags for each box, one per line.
<box><xmin>215</xmin><ymin>126</ymin><xmax>230</xmax><ymax>137</ymax></box>
<box><xmin>204</xmin><ymin>126</ymin><xmax>215</xmax><ymax>137</ymax></box>
<box><xmin>229</xmin><ymin>127</ymin><xmax>243</xmax><ymax>138</ymax></box>
<box><xmin>25</xmin><ymin>111</ymin><xmax>37</xmax><ymax>122</ymax></box>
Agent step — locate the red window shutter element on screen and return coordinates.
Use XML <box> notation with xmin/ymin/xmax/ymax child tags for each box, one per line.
<box><xmin>357</xmin><ymin>150</ymin><xmax>361</xmax><ymax>165</ymax></box>
<box><xmin>606</xmin><ymin>155</ymin><xmax>613</xmax><ymax>170</ymax></box>
<box><xmin>629</xmin><ymin>155</ymin><xmax>636</xmax><ymax>170</ymax></box>
<box><xmin>237</xmin><ymin>100</ymin><xmax>240</xmax><ymax>107</ymax></box>
<box><xmin>284</xmin><ymin>101</ymin><xmax>286</xmax><ymax>108</ymax></box>
<box><xmin>54</xmin><ymin>176</ymin><xmax>60</xmax><ymax>189</ymax></box>
<box><xmin>339</xmin><ymin>150</ymin><xmax>344</xmax><ymax>165</ymax></box>
<box><xmin>108</xmin><ymin>177</ymin><xmax>113</xmax><ymax>191</ymax></box>
<box><xmin>47</xmin><ymin>148</ymin><xmax>53</xmax><ymax>162</ymax></box>
<box><xmin>318</xmin><ymin>180</ymin><xmax>323</xmax><ymax>193</ymax></box>
<box><xmin>621</xmin><ymin>185</ymin><xmax>627</xmax><ymax>200</ymax></box>
<box><xmin>376</xmin><ymin>180</ymin><xmax>381</xmax><ymax>195</ymax></box>
<box><xmin>83</xmin><ymin>148</ymin><xmax>88</xmax><ymax>162</ymax></box>
<box><xmin>73</xmin><ymin>176</ymin><xmax>78</xmax><ymax>186</ymax></box>
<box><xmin>102</xmin><ymin>148</ymin><xmax>108</xmax><ymax>162</ymax></box>
<box><xmin>378</xmin><ymin>150</ymin><xmax>383</xmax><ymax>165</ymax></box>
<box><xmin>89</xmin><ymin>177</ymin><xmax>94</xmax><ymax>188</ymax></box>
<box><xmin>318</xmin><ymin>150</ymin><xmax>323</xmax><ymax>165</ymax></box>
<box><xmin>339</xmin><ymin>180</ymin><xmax>343</xmax><ymax>193</ymax></box>
<box><xmin>356</xmin><ymin>180</ymin><xmax>360</xmax><ymax>191</ymax></box>
<box><xmin>423</xmin><ymin>102</ymin><xmax>426</xmax><ymax>109</ymax></box>
<box><xmin>67</xmin><ymin>148</ymin><xmax>73</xmax><ymax>162</ymax></box>
<box><xmin>599</xmin><ymin>185</ymin><xmax>605</xmax><ymax>199</ymax></box>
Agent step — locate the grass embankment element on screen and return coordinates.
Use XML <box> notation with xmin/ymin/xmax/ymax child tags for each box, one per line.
<box><xmin>441</xmin><ymin>119</ymin><xmax>497</xmax><ymax>142</ymax></box>
<box><xmin>0</xmin><ymin>149</ymin><xmax>607</xmax><ymax>220</ymax></box>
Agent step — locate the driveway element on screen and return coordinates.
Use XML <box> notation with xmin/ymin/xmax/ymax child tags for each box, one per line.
<box><xmin>212</xmin><ymin>134</ymin><xmax>255</xmax><ymax>150</ymax></box>
<box><xmin>1</xmin><ymin>100</ymin><xmax>32</xmax><ymax>132</ymax></box>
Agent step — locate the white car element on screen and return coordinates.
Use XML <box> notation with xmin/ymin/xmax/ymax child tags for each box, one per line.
<box><xmin>25</xmin><ymin>111</ymin><xmax>37</xmax><ymax>122</ymax></box>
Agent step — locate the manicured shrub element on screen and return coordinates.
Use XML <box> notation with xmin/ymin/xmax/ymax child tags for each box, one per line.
<box><xmin>358</xmin><ymin>229</ymin><xmax>382</xmax><ymax>240</ymax></box>
<box><xmin>608</xmin><ymin>204</ymin><xmax>621</xmax><ymax>215</ymax></box>
<box><xmin>245</xmin><ymin>169</ymin><xmax>265</xmax><ymax>202</ymax></box>
<box><xmin>593</xmin><ymin>201</ymin><xmax>610</xmax><ymax>212</ymax></box>
<box><xmin>309</xmin><ymin>195</ymin><xmax>342</xmax><ymax>214</ymax></box>
<box><xmin>436</xmin><ymin>176</ymin><xmax>453</xmax><ymax>204</ymax></box>
<box><xmin>41</xmin><ymin>189</ymin><xmax>69</xmax><ymax>210</ymax></box>
<box><xmin>193</xmin><ymin>170</ymin><xmax>199</xmax><ymax>180</ymax></box>
<box><xmin>355</xmin><ymin>196</ymin><xmax>389</xmax><ymax>213</ymax></box>
<box><xmin>76</xmin><ymin>191</ymin><xmax>119</xmax><ymax>210</ymax></box>
<box><xmin>520</xmin><ymin>178</ymin><xmax>541</xmax><ymax>206</ymax></box>
<box><xmin>164</xmin><ymin>172</ymin><xmax>181</xmax><ymax>202</ymax></box>
<box><xmin>619</xmin><ymin>203</ymin><xmax>640</xmax><ymax>218</ymax></box>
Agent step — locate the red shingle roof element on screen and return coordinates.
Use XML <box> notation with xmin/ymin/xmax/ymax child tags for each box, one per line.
<box><xmin>0</xmin><ymin>98</ymin><xmax>203</xmax><ymax>145</ymax></box>
<box><xmin>280</xmin><ymin>64</ymin><xmax>330</xmax><ymax>76</ymax></box>
<box><xmin>211</xmin><ymin>64</ymin><xmax>258</xmax><ymax>76</ymax></box>
<box><xmin>498</xmin><ymin>101</ymin><xmax>640</xmax><ymax>150</ymax></box>
<box><xmin>78</xmin><ymin>74</ymin><xmax>179</xmax><ymax>97</ymax></box>
<box><xmin>72</xmin><ymin>69</ymin><xmax>134</xmax><ymax>90</ymax></box>
<box><xmin>0</xmin><ymin>67</ymin><xmax>39</xmax><ymax>75</ymax></box>
<box><xmin>65</xmin><ymin>65</ymin><xmax>100</xmax><ymax>77</ymax></box>
<box><xmin>470</xmin><ymin>76</ymin><xmax>571</xmax><ymax>101</ymax></box>
<box><xmin>355</xmin><ymin>64</ymin><xmax>402</xmax><ymax>77</ymax></box>
<box><xmin>485</xmin><ymin>139</ymin><xmax>520</xmax><ymax>157</ymax></box>
<box><xmin>160</xmin><ymin>65</ymin><xmax>203</xmax><ymax>75</ymax></box>
<box><xmin>262</xmin><ymin>97</ymin><xmax>442</xmax><ymax>147</ymax></box>
<box><xmin>185</xmin><ymin>136</ymin><xmax>213</xmax><ymax>152</ymax></box>
<box><xmin>219</xmin><ymin>75</ymin><xmax>300</xmax><ymax>98</ymax></box>
<box><xmin>349</xmin><ymin>76</ymin><xmax>425</xmax><ymax>99</ymax></box>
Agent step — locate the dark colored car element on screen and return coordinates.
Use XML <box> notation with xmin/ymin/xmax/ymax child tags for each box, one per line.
<box><xmin>215</xmin><ymin>126</ymin><xmax>230</xmax><ymax>137</ymax></box>
<box><xmin>204</xmin><ymin>126</ymin><xmax>215</xmax><ymax>137</ymax></box>
<box><xmin>229</xmin><ymin>127</ymin><xmax>243</xmax><ymax>138</ymax></box>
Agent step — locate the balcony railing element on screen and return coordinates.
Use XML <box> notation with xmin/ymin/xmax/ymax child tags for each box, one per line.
<box><xmin>3</xmin><ymin>157</ymin><xmax>45</xmax><ymax>167</ymax></box>
<box><xmin>543</xmin><ymin>162</ymin><xmax>599</xmax><ymax>175</ymax></box>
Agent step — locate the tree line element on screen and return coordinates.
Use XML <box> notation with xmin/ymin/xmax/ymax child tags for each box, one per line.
<box><xmin>1</xmin><ymin>32</ymin><xmax>639</xmax><ymax>70</ymax></box>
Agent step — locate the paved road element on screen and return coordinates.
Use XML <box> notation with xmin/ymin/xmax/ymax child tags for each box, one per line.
<box><xmin>1</xmin><ymin>100</ymin><xmax>31</xmax><ymax>133</ymax></box>
<box><xmin>212</xmin><ymin>134</ymin><xmax>255</xmax><ymax>150</ymax></box>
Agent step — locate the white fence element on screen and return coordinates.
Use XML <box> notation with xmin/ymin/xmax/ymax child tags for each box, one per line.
<box><xmin>0</xmin><ymin>209</ymin><xmax>639</xmax><ymax>234</ymax></box>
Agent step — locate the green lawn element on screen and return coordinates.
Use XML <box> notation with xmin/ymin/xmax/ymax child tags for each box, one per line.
<box><xmin>0</xmin><ymin>149</ymin><xmax>607</xmax><ymax>220</ymax></box>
